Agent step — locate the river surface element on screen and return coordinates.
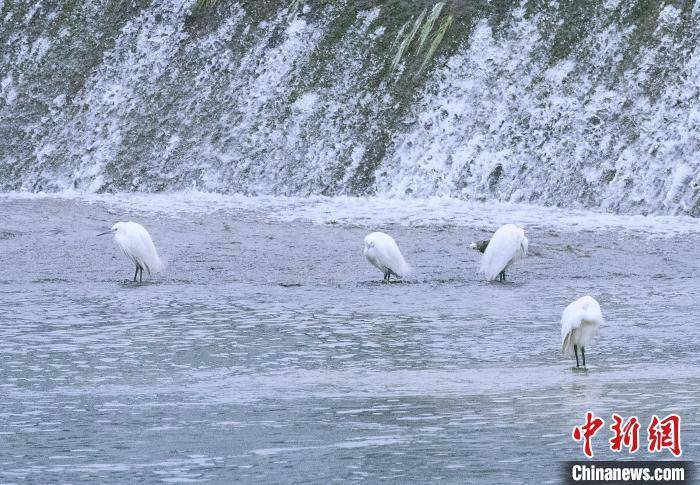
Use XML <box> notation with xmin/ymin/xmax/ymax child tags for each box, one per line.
<box><xmin>0</xmin><ymin>194</ymin><xmax>698</xmax><ymax>484</ymax></box>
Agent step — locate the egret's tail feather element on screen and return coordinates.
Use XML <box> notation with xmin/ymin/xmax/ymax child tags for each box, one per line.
<box><xmin>391</xmin><ymin>261</ymin><xmax>412</xmax><ymax>279</ymax></box>
<box><xmin>155</xmin><ymin>255</ymin><xmax>167</xmax><ymax>273</ymax></box>
<box><xmin>561</xmin><ymin>331</ymin><xmax>575</xmax><ymax>357</ymax></box>
<box><xmin>151</xmin><ymin>256</ymin><xmax>164</xmax><ymax>274</ymax></box>
<box><xmin>139</xmin><ymin>255</ymin><xmax>164</xmax><ymax>274</ymax></box>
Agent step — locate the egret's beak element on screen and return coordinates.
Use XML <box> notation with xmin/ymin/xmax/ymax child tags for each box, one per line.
<box><xmin>97</xmin><ymin>230</ymin><xmax>112</xmax><ymax>237</ymax></box>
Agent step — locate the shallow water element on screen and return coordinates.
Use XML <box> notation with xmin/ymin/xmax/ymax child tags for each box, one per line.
<box><xmin>0</xmin><ymin>196</ymin><xmax>698</xmax><ymax>483</ymax></box>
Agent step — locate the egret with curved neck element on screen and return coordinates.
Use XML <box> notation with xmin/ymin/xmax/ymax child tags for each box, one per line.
<box><xmin>98</xmin><ymin>221</ymin><xmax>162</xmax><ymax>283</ymax></box>
<box><xmin>363</xmin><ymin>232</ymin><xmax>411</xmax><ymax>282</ymax></box>
<box><xmin>478</xmin><ymin>224</ymin><xmax>528</xmax><ymax>282</ymax></box>
<box><xmin>561</xmin><ymin>296</ymin><xmax>603</xmax><ymax>368</ymax></box>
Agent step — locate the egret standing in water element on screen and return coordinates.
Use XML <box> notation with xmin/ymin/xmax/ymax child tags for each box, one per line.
<box><xmin>478</xmin><ymin>224</ymin><xmax>528</xmax><ymax>281</ymax></box>
<box><xmin>364</xmin><ymin>232</ymin><xmax>411</xmax><ymax>282</ymax></box>
<box><xmin>98</xmin><ymin>221</ymin><xmax>162</xmax><ymax>283</ymax></box>
<box><xmin>561</xmin><ymin>296</ymin><xmax>603</xmax><ymax>369</ymax></box>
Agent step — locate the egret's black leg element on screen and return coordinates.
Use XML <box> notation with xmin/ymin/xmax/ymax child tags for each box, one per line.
<box><xmin>139</xmin><ymin>267</ymin><xmax>143</xmax><ymax>283</ymax></box>
<box><xmin>387</xmin><ymin>273</ymin><xmax>391</xmax><ymax>282</ymax></box>
<box><xmin>133</xmin><ymin>266</ymin><xmax>138</xmax><ymax>282</ymax></box>
<box><xmin>582</xmin><ymin>347</ymin><xmax>586</xmax><ymax>368</ymax></box>
<box><xmin>574</xmin><ymin>344</ymin><xmax>580</xmax><ymax>368</ymax></box>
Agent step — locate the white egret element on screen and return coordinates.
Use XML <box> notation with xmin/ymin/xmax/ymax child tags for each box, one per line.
<box><xmin>561</xmin><ymin>296</ymin><xmax>603</xmax><ymax>368</ymax></box>
<box><xmin>363</xmin><ymin>232</ymin><xmax>411</xmax><ymax>282</ymax></box>
<box><xmin>479</xmin><ymin>224</ymin><xmax>528</xmax><ymax>281</ymax></box>
<box><xmin>98</xmin><ymin>221</ymin><xmax>162</xmax><ymax>283</ymax></box>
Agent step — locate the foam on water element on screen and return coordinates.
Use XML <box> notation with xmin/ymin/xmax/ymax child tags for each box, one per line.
<box><xmin>2</xmin><ymin>191</ymin><xmax>699</xmax><ymax>237</ymax></box>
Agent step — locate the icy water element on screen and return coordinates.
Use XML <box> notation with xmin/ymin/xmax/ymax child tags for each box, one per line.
<box><xmin>0</xmin><ymin>195</ymin><xmax>698</xmax><ymax>484</ymax></box>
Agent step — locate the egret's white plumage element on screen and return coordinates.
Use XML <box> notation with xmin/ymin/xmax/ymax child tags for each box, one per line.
<box><xmin>479</xmin><ymin>224</ymin><xmax>528</xmax><ymax>281</ymax></box>
<box><xmin>99</xmin><ymin>221</ymin><xmax>162</xmax><ymax>282</ymax></box>
<box><xmin>363</xmin><ymin>232</ymin><xmax>411</xmax><ymax>281</ymax></box>
<box><xmin>561</xmin><ymin>295</ymin><xmax>603</xmax><ymax>367</ymax></box>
